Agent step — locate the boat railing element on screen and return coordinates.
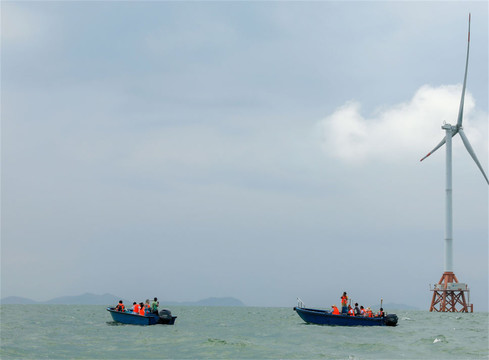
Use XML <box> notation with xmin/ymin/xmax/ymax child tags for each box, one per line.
<box><xmin>297</xmin><ymin>297</ymin><xmax>305</xmax><ymax>308</ymax></box>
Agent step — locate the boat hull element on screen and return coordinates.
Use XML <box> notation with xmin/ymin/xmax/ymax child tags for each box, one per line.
<box><xmin>107</xmin><ymin>308</ymin><xmax>176</xmax><ymax>325</ymax></box>
<box><xmin>294</xmin><ymin>307</ymin><xmax>397</xmax><ymax>326</ymax></box>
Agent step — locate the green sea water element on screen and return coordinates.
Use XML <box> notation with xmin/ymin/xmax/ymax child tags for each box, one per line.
<box><xmin>1</xmin><ymin>305</ymin><xmax>487</xmax><ymax>359</ymax></box>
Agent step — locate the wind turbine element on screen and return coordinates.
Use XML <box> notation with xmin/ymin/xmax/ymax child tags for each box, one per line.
<box><xmin>421</xmin><ymin>13</ymin><xmax>489</xmax><ymax>312</ymax></box>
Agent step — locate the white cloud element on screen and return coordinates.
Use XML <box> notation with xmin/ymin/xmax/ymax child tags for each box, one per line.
<box><xmin>318</xmin><ymin>84</ymin><xmax>486</xmax><ymax>163</ymax></box>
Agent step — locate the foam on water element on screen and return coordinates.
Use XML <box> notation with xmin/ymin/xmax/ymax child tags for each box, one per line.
<box><xmin>433</xmin><ymin>335</ymin><xmax>447</xmax><ymax>344</ymax></box>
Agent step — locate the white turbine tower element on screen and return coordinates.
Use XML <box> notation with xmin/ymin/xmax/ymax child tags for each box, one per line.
<box><xmin>421</xmin><ymin>14</ymin><xmax>489</xmax><ymax>312</ymax></box>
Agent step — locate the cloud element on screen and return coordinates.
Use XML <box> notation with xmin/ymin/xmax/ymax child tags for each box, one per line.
<box><xmin>317</xmin><ymin>84</ymin><xmax>486</xmax><ymax>163</ymax></box>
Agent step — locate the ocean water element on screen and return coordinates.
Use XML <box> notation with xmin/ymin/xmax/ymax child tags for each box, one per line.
<box><xmin>1</xmin><ymin>305</ymin><xmax>487</xmax><ymax>359</ymax></box>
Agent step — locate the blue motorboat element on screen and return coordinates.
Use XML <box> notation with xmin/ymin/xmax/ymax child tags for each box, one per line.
<box><xmin>294</xmin><ymin>306</ymin><xmax>398</xmax><ymax>327</ymax></box>
<box><xmin>107</xmin><ymin>307</ymin><xmax>177</xmax><ymax>325</ymax></box>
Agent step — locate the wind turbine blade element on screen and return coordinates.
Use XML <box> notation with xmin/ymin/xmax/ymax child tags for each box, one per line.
<box><xmin>456</xmin><ymin>13</ymin><xmax>471</xmax><ymax>128</ymax></box>
<box><xmin>458</xmin><ymin>128</ymin><xmax>489</xmax><ymax>185</ymax></box>
<box><xmin>420</xmin><ymin>137</ymin><xmax>446</xmax><ymax>162</ymax></box>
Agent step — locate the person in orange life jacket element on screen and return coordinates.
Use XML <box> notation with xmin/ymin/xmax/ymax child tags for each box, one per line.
<box><xmin>132</xmin><ymin>302</ymin><xmax>140</xmax><ymax>314</ymax></box>
<box><xmin>347</xmin><ymin>305</ymin><xmax>355</xmax><ymax>316</ymax></box>
<box><xmin>331</xmin><ymin>305</ymin><xmax>340</xmax><ymax>315</ymax></box>
<box><xmin>340</xmin><ymin>292</ymin><xmax>348</xmax><ymax>314</ymax></box>
<box><xmin>139</xmin><ymin>302</ymin><xmax>145</xmax><ymax>316</ymax></box>
<box><xmin>115</xmin><ymin>300</ymin><xmax>125</xmax><ymax>312</ymax></box>
<box><xmin>366</xmin><ymin>307</ymin><xmax>373</xmax><ymax>317</ymax></box>
<box><xmin>354</xmin><ymin>303</ymin><xmax>361</xmax><ymax>316</ymax></box>
<box><xmin>376</xmin><ymin>308</ymin><xmax>385</xmax><ymax>317</ymax></box>
<box><xmin>360</xmin><ymin>306</ymin><xmax>365</xmax><ymax>316</ymax></box>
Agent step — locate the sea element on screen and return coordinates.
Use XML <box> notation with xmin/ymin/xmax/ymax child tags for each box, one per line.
<box><xmin>1</xmin><ymin>305</ymin><xmax>487</xmax><ymax>359</ymax></box>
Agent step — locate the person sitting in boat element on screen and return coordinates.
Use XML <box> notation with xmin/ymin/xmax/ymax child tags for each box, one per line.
<box><xmin>347</xmin><ymin>305</ymin><xmax>355</xmax><ymax>316</ymax></box>
<box><xmin>360</xmin><ymin>306</ymin><xmax>366</xmax><ymax>316</ymax></box>
<box><xmin>340</xmin><ymin>292</ymin><xmax>348</xmax><ymax>314</ymax></box>
<box><xmin>151</xmin><ymin>297</ymin><xmax>159</xmax><ymax>314</ymax></box>
<box><xmin>138</xmin><ymin>302</ymin><xmax>146</xmax><ymax>316</ymax></box>
<box><xmin>354</xmin><ymin>303</ymin><xmax>361</xmax><ymax>316</ymax></box>
<box><xmin>366</xmin><ymin>307</ymin><xmax>373</xmax><ymax>317</ymax></box>
<box><xmin>376</xmin><ymin>308</ymin><xmax>385</xmax><ymax>317</ymax></box>
<box><xmin>331</xmin><ymin>305</ymin><xmax>340</xmax><ymax>315</ymax></box>
<box><xmin>115</xmin><ymin>300</ymin><xmax>125</xmax><ymax>312</ymax></box>
<box><xmin>132</xmin><ymin>302</ymin><xmax>140</xmax><ymax>314</ymax></box>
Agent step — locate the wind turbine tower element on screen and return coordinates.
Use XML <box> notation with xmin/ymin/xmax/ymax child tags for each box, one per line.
<box><xmin>421</xmin><ymin>14</ymin><xmax>489</xmax><ymax>313</ymax></box>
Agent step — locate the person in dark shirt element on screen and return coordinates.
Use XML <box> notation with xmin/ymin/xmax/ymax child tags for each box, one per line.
<box><xmin>115</xmin><ymin>300</ymin><xmax>125</xmax><ymax>312</ymax></box>
<box><xmin>354</xmin><ymin>302</ymin><xmax>361</xmax><ymax>316</ymax></box>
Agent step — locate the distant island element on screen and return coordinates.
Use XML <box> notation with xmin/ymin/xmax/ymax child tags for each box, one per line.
<box><xmin>0</xmin><ymin>293</ymin><xmax>246</xmax><ymax>307</ymax></box>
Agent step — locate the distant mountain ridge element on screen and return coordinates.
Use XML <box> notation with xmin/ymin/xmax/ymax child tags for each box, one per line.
<box><xmin>0</xmin><ymin>293</ymin><xmax>120</xmax><ymax>305</ymax></box>
<box><xmin>1</xmin><ymin>293</ymin><xmax>245</xmax><ymax>306</ymax></box>
<box><xmin>1</xmin><ymin>296</ymin><xmax>38</xmax><ymax>305</ymax></box>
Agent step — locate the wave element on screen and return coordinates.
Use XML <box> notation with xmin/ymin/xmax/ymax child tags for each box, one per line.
<box><xmin>205</xmin><ymin>338</ymin><xmax>251</xmax><ymax>348</ymax></box>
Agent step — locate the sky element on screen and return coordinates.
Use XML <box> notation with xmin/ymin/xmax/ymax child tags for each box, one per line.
<box><xmin>1</xmin><ymin>1</ymin><xmax>488</xmax><ymax>310</ymax></box>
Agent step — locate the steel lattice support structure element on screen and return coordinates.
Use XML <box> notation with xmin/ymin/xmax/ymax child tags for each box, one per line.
<box><xmin>429</xmin><ymin>271</ymin><xmax>473</xmax><ymax>312</ymax></box>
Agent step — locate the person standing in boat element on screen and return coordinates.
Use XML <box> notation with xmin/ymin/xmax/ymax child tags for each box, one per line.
<box><xmin>354</xmin><ymin>303</ymin><xmax>361</xmax><ymax>316</ymax></box>
<box><xmin>340</xmin><ymin>292</ymin><xmax>348</xmax><ymax>314</ymax></box>
<box><xmin>151</xmin><ymin>297</ymin><xmax>159</xmax><ymax>314</ymax></box>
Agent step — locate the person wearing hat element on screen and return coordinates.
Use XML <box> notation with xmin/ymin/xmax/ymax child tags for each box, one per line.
<box><xmin>366</xmin><ymin>307</ymin><xmax>373</xmax><ymax>318</ymax></box>
<box><xmin>331</xmin><ymin>305</ymin><xmax>340</xmax><ymax>315</ymax></box>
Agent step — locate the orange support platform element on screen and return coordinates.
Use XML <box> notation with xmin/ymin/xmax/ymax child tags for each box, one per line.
<box><xmin>429</xmin><ymin>272</ymin><xmax>473</xmax><ymax>312</ymax></box>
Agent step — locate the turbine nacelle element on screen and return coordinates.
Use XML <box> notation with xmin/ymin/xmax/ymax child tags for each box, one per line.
<box><xmin>441</xmin><ymin>123</ymin><xmax>456</xmax><ymax>131</ymax></box>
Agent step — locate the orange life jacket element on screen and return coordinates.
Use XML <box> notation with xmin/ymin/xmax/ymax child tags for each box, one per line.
<box><xmin>341</xmin><ymin>296</ymin><xmax>348</xmax><ymax>305</ymax></box>
<box><xmin>367</xmin><ymin>309</ymin><xmax>373</xmax><ymax>317</ymax></box>
<box><xmin>348</xmin><ymin>308</ymin><xmax>354</xmax><ymax>316</ymax></box>
<box><xmin>133</xmin><ymin>304</ymin><xmax>140</xmax><ymax>313</ymax></box>
<box><xmin>116</xmin><ymin>303</ymin><xmax>124</xmax><ymax>311</ymax></box>
<box><xmin>139</xmin><ymin>307</ymin><xmax>145</xmax><ymax>316</ymax></box>
<box><xmin>332</xmin><ymin>306</ymin><xmax>340</xmax><ymax>315</ymax></box>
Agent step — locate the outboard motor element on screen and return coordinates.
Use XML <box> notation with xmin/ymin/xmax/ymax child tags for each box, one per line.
<box><xmin>158</xmin><ymin>309</ymin><xmax>172</xmax><ymax>323</ymax></box>
<box><xmin>384</xmin><ymin>314</ymin><xmax>398</xmax><ymax>326</ymax></box>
